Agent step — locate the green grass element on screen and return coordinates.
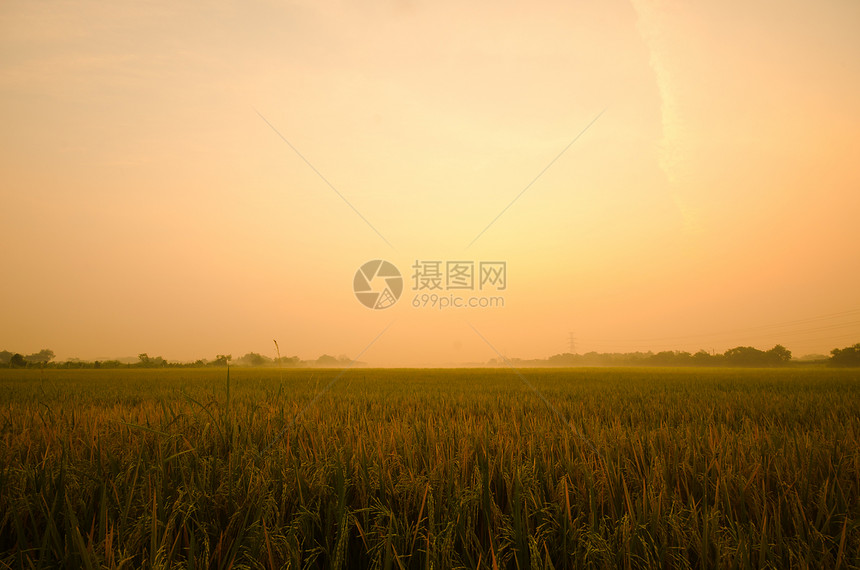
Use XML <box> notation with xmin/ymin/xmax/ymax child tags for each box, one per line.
<box><xmin>1</xmin><ymin>367</ymin><xmax>858</xmax><ymax>568</ymax></box>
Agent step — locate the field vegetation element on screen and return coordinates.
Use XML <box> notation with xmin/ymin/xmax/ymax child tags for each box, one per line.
<box><xmin>1</xmin><ymin>367</ymin><xmax>858</xmax><ymax>568</ymax></box>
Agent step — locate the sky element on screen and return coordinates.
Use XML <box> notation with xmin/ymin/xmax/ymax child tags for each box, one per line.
<box><xmin>1</xmin><ymin>0</ymin><xmax>859</xmax><ymax>366</ymax></box>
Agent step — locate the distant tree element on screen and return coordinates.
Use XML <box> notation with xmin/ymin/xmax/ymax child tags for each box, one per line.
<box><xmin>0</xmin><ymin>350</ymin><xmax>13</xmax><ymax>365</ymax></box>
<box><xmin>724</xmin><ymin>345</ymin><xmax>790</xmax><ymax>366</ymax></box>
<box><xmin>724</xmin><ymin>346</ymin><xmax>766</xmax><ymax>366</ymax></box>
<box><xmin>9</xmin><ymin>353</ymin><xmax>26</xmax><ymax>367</ymax></box>
<box><xmin>650</xmin><ymin>351</ymin><xmax>693</xmax><ymax>366</ymax></box>
<box><xmin>212</xmin><ymin>354</ymin><xmax>232</xmax><ymax>367</ymax></box>
<box><xmin>276</xmin><ymin>356</ymin><xmax>301</xmax><ymax>367</ymax></box>
<box><xmin>829</xmin><ymin>343</ymin><xmax>860</xmax><ymax>367</ymax></box>
<box><xmin>548</xmin><ymin>353</ymin><xmax>577</xmax><ymax>366</ymax></box>
<box><xmin>137</xmin><ymin>353</ymin><xmax>166</xmax><ymax>367</ymax></box>
<box><xmin>24</xmin><ymin>349</ymin><xmax>55</xmax><ymax>365</ymax></box>
<box><xmin>691</xmin><ymin>350</ymin><xmax>714</xmax><ymax>366</ymax></box>
<box><xmin>316</xmin><ymin>354</ymin><xmax>339</xmax><ymax>366</ymax></box>
<box><xmin>237</xmin><ymin>352</ymin><xmax>269</xmax><ymax>366</ymax></box>
<box><xmin>766</xmin><ymin>345</ymin><xmax>791</xmax><ymax>365</ymax></box>
<box><xmin>795</xmin><ymin>353</ymin><xmax>829</xmax><ymax>362</ymax></box>
<box><xmin>650</xmin><ymin>351</ymin><xmax>672</xmax><ymax>365</ymax></box>
<box><xmin>675</xmin><ymin>351</ymin><xmax>693</xmax><ymax>364</ymax></box>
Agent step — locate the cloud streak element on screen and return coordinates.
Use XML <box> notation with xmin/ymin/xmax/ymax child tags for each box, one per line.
<box><xmin>630</xmin><ymin>0</ymin><xmax>701</xmax><ymax>234</ymax></box>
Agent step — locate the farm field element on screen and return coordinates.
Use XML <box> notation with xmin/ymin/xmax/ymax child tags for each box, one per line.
<box><xmin>1</xmin><ymin>367</ymin><xmax>858</xmax><ymax>569</ymax></box>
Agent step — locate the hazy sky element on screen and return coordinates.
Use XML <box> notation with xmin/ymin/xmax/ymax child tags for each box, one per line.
<box><xmin>2</xmin><ymin>0</ymin><xmax>859</xmax><ymax>365</ymax></box>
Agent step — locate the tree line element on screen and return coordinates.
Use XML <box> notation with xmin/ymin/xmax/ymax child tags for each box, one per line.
<box><xmin>0</xmin><ymin>350</ymin><xmax>357</xmax><ymax>369</ymax></box>
<box><xmin>502</xmin><ymin>343</ymin><xmax>860</xmax><ymax>367</ymax></box>
<box><xmin>2</xmin><ymin>344</ymin><xmax>859</xmax><ymax>368</ymax></box>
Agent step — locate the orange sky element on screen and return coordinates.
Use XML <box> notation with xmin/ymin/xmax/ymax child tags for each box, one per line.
<box><xmin>1</xmin><ymin>0</ymin><xmax>859</xmax><ymax>365</ymax></box>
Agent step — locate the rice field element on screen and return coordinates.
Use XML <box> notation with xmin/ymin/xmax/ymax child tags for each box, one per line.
<box><xmin>1</xmin><ymin>367</ymin><xmax>858</xmax><ymax>569</ymax></box>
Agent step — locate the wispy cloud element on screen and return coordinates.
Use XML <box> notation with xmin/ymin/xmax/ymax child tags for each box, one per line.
<box><xmin>630</xmin><ymin>0</ymin><xmax>702</xmax><ymax>235</ymax></box>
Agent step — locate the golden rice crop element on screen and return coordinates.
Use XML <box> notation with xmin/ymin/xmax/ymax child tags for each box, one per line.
<box><xmin>0</xmin><ymin>367</ymin><xmax>858</xmax><ymax>568</ymax></box>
